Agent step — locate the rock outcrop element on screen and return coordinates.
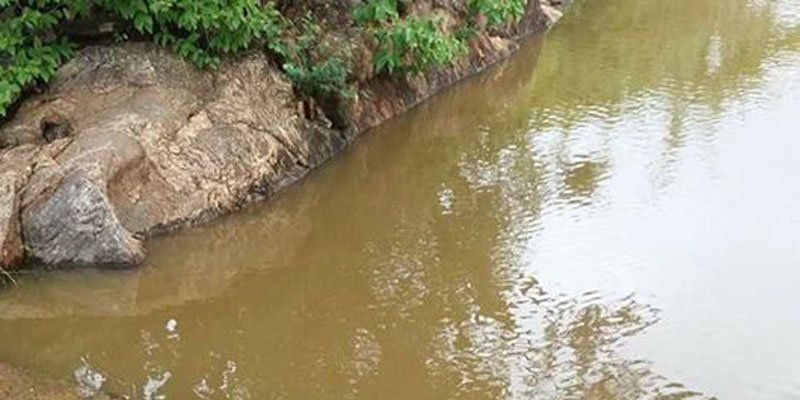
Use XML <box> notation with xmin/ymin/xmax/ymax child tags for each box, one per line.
<box><xmin>0</xmin><ymin>0</ymin><xmax>568</xmax><ymax>269</ymax></box>
<box><xmin>0</xmin><ymin>44</ymin><xmax>345</xmax><ymax>268</ymax></box>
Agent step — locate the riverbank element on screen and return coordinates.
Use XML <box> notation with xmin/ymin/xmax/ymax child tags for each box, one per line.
<box><xmin>0</xmin><ymin>0</ymin><xmax>568</xmax><ymax>271</ymax></box>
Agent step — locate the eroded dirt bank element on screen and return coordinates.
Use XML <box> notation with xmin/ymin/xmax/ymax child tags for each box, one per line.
<box><xmin>0</xmin><ymin>0</ymin><xmax>567</xmax><ymax>271</ymax></box>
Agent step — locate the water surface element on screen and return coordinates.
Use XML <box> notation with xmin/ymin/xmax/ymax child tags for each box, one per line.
<box><xmin>1</xmin><ymin>0</ymin><xmax>800</xmax><ymax>398</ymax></box>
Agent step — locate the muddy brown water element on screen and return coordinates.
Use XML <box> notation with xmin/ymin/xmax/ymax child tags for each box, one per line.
<box><xmin>2</xmin><ymin>0</ymin><xmax>800</xmax><ymax>398</ymax></box>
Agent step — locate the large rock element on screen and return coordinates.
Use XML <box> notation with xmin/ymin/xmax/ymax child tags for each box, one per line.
<box><xmin>23</xmin><ymin>174</ymin><xmax>144</xmax><ymax>267</ymax></box>
<box><xmin>0</xmin><ymin>43</ymin><xmax>344</xmax><ymax>268</ymax></box>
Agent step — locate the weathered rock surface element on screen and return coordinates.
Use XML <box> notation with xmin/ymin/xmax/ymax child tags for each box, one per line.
<box><xmin>0</xmin><ymin>185</ymin><xmax>23</xmax><ymax>270</ymax></box>
<box><xmin>0</xmin><ymin>43</ymin><xmax>345</xmax><ymax>268</ymax></box>
<box><xmin>0</xmin><ymin>145</ymin><xmax>38</xmax><ymax>270</ymax></box>
<box><xmin>23</xmin><ymin>174</ymin><xmax>145</xmax><ymax>267</ymax></box>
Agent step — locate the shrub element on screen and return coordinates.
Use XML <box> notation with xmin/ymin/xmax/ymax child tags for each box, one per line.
<box><xmin>0</xmin><ymin>0</ymin><xmax>88</xmax><ymax>117</ymax></box>
<box><xmin>354</xmin><ymin>0</ymin><xmax>464</xmax><ymax>75</ymax></box>
<box><xmin>277</xmin><ymin>15</ymin><xmax>353</xmax><ymax>100</ymax></box>
<box><xmin>468</xmin><ymin>0</ymin><xmax>527</xmax><ymax>27</ymax></box>
<box><xmin>108</xmin><ymin>0</ymin><xmax>282</xmax><ymax>68</ymax></box>
<box><xmin>0</xmin><ymin>0</ymin><xmax>283</xmax><ymax>117</ymax></box>
<box><xmin>352</xmin><ymin>0</ymin><xmax>400</xmax><ymax>26</ymax></box>
<box><xmin>373</xmin><ymin>15</ymin><xmax>464</xmax><ymax>74</ymax></box>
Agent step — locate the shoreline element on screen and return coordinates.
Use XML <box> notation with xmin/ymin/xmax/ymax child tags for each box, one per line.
<box><xmin>0</xmin><ymin>0</ymin><xmax>569</xmax><ymax>272</ymax></box>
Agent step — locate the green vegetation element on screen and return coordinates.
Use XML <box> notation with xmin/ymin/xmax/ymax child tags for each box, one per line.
<box><xmin>0</xmin><ymin>0</ymin><xmax>282</xmax><ymax>116</ymax></box>
<box><xmin>0</xmin><ymin>0</ymin><xmax>529</xmax><ymax>117</ymax></box>
<box><xmin>353</xmin><ymin>0</ymin><xmax>527</xmax><ymax>75</ymax></box>
<box><xmin>354</xmin><ymin>0</ymin><xmax>465</xmax><ymax>74</ymax></box>
<box><xmin>468</xmin><ymin>0</ymin><xmax>526</xmax><ymax>27</ymax></box>
<box><xmin>370</xmin><ymin>14</ymin><xmax>465</xmax><ymax>74</ymax></box>
<box><xmin>114</xmin><ymin>0</ymin><xmax>282</xmax><ymax>68</ymax></box>
<box><xmin>0</xmin><ymin>0</ymin><xmax>84</xmax><ymax>116</ymax></box>
<box><xmin>277</xmin><ymin>15</ymin><xmax>352</xmax><ymax>100</ymax></box>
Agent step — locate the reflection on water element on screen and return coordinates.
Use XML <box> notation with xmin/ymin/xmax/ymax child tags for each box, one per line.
<box><xmin>1</xmin><ymin>0</ymin><xmax>799</xmax><ymax>398</ymax></box>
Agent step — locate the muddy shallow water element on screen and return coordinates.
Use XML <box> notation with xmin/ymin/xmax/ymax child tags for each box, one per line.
<box><xmin>1</xmin><ymin>0</ymin><xmax>800</xmax><ymax>398</ymax></box>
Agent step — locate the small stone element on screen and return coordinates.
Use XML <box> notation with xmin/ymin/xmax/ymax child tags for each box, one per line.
<box><xmin>542</xmin><ymin>4</ymin><xmax>564</xmax><ymax>27</ymax></box>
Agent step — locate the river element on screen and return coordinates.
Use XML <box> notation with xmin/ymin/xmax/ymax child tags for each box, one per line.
<box><xmin>1</xmin><ymin>0</ymin><xmax>799</xmax><ymax>398</ymax></box>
